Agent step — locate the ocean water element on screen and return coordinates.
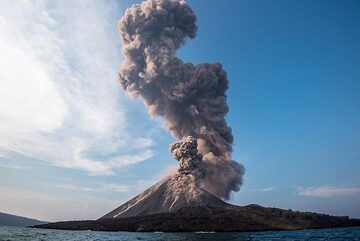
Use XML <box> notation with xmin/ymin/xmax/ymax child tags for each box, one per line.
<box><xmin>0</xmin><ymin>226</ymin><xmax>359</xmax><ymax>241</ymax></box>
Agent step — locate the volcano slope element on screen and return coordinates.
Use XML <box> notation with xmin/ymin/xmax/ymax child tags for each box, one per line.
<box><xmin>100</xmin><ymin>177</ymin><xmax>227</xmax><ymax>219</ymax></box>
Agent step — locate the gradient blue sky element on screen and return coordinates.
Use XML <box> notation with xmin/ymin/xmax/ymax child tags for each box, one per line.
<box><xmin>0</xmin><ymin>0</ymin><xmax>359</xmax><ymax>221</ymax></box>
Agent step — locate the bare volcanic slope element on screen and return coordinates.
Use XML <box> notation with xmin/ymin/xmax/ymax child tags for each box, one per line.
<box><xmin>100</xmin><ymin>175</ymin><xmax>228</xmax><ymax>219</ymax></box>
<box><xmin>101</xmin><ymin>136</ymin><xmax>228</xmax><ymax>219</ymax></box>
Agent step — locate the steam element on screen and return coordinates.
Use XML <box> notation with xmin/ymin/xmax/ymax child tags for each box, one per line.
<box><xmin>118</xmin><ymin>0</ymin><xmax>244</xmax><ymax>199</ymax></box>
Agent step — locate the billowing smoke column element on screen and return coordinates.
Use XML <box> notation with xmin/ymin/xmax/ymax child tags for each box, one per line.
<box><xmin>170</xmin><ymin>136</ymin><xmax>204</xmax><ymax>180</ymax></box>
<box><xmin>118</xmin><ymin>0</ymin><xmax>245</xmax><ymax>199</ymax></box>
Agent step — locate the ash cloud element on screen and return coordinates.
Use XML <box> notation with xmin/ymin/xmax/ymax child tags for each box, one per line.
<box><xmin>170</xmin><ymin>136</ymin><xmax>204</xmax><ymax>179</ymax></box>
<box><xmin>118</xmin><ymin>0</ymin><xmax>245</xmax><ymax>199</ymax></box>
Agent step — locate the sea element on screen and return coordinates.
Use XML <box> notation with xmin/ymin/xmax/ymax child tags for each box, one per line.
<box><xmin>0</xmin><ymin>226</ymin><xmax>359</xmax><ymax>241</ymax></box>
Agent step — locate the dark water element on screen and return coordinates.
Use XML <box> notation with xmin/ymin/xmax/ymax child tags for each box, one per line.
<box><xmin>0</xmin><ymin>226</ymin><xmax>359</xmax><ymax>241</ymax></box>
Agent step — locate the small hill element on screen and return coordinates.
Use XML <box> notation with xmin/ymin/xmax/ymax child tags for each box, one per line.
<box><xmin>0</xmin><ymin>212</ymin><xmax>47</xmax><ymax>227</ymax></box>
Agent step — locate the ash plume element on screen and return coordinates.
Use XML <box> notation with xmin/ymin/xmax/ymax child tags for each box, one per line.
<box><xmin>118</xmin><ymin>0</ymin><xmax>245</xmax><ymax>199</ymax></box>
<box><xmin>170</xmin><ymin>136</ymin><xmax>204</xmax><ymax>179</ymax></box>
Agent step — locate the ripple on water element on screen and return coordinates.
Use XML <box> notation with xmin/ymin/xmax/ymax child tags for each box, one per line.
<box><xmin>0</xmin><ymin>226</ymin><xmax>359</xmax><ymax>241</ymax></box>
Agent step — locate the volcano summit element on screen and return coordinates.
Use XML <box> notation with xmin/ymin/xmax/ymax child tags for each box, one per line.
<box><xmin>101</xmin><ymin>136</ymin><xmax>228</xmax><ymax>219</ymax></box>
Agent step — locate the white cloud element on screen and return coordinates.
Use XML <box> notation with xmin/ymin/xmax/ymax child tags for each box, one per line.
<box><xmin>0</xmin><ymin>1</ymin><xmax>155</xmax><ymax>175</ymax></box>
<box><xmin>255</xmin><ymin>187</ymin><xmax>275</xmax><ymax>192</ymax></box>
<box><xmin>0</xmin><ymin>163</ymin><xmax>29</xmax><ymax>170</ymax></box>
<box><xmin>56</xmin><ymin>183</ymin><xmax>130</xmax><ymax>193</ymax></box>
<box><xmin>56</xmin><ymin>184</ymin><xmax>96</xmax><ymax>192</ymax></box>
<box><xmin>0</xmin><ymin>2</ymin><xmax>66</xmax><ymax>134</ymax></box>
<box><xmin>105</xmin><ymin>184</ymin><xmax>130</xmax><ymax>193</ymax></box>
<box><xmin>296</xmin><ymin>186</ymin><xmax>360</xmax><ymax>198</ymax></box>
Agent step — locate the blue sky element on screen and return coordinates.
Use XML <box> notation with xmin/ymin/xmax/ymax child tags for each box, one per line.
<box><xmin>0</xmin><ymin>0</ymin><xmax>359</xmax><ymax>221</ymax></box>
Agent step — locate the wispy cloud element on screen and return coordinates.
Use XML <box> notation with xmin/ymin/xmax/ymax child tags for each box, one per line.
<box><xmin>251</xmin><ymin>187</ymin><xmax>275</xmax><ymax>192</ymax></box>
<box><xmin>0</xmin><ymin>0</ymin><xmax>155</xmax><ymax>175</ymax></box>
<box><xmin>0</xmin><ymin>163</ymin><xmax>29</xmax><ymax>170</ymax></box>
<box><xmin>56</xmin><ymin>183</ymin><xmax>130</xmax><ymax>193</ymax></box>
<box><xmin>296</xmin><ymin>186</ymin><xmax>360</xmax><ymax>198</ymax></box>
<box><xmin>257</xmin><ymin>187</ymin><xmax>275</xmax><ymax>192</ymax></box>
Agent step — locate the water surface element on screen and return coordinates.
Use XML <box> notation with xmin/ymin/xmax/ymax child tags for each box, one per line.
<box><xmin>0</xmin><ymin>226</ymin><xmax>359</xmax><ymax>241</ymax></box>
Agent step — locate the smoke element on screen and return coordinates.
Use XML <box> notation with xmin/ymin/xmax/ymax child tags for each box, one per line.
<box><xmin>170</xmin><ymin>136</ymin><xmax>204</xmax><ymax>179</ymax></box>
<box><xmin>118</xmin><ymin>0</ymin><xmax>244</xmax><ymax>200</ymax></box>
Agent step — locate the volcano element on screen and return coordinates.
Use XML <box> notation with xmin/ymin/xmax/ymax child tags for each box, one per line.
<box><xmin>34</xmin><ymin>137</ymin><xmax>360</xmax><ymax>231</ymax></box>
<box><xmin>100</xmin><ymin>136</ymin><xmax>228</xmax><ymax>219</ymax></box>
<box><xmin>34</xmin><ymin>175</ymin><xmax>360</xmax><ymax>232</ymax></box>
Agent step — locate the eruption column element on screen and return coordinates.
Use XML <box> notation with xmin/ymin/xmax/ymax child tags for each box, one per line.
<box><xmin>118</xmin><ymin>0</ymin><xmax>245</xmax><ymax>199</ymax></box>
<box><xmin>170</xmin><ymin>136</ymin><xmax>204</xmax><ymax>179</ymax></box>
